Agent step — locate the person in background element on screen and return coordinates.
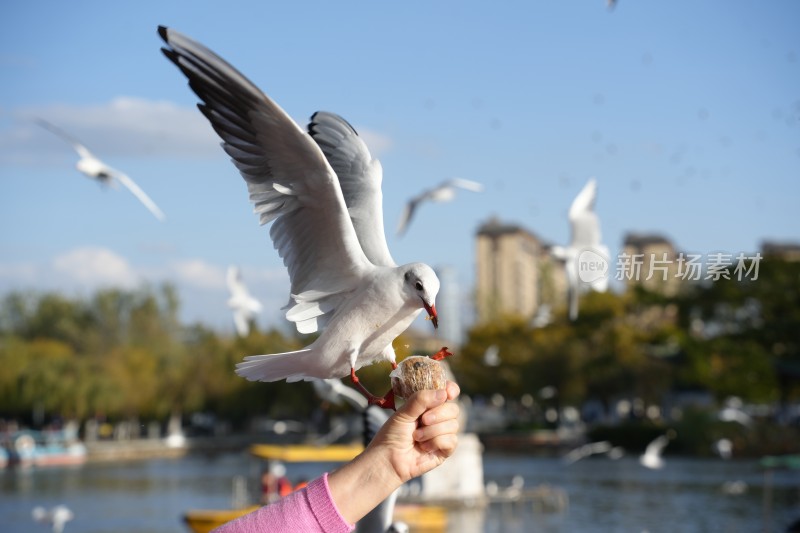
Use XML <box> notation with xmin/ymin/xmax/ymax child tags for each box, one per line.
<box><xmin>260</xmin><ymin>462</ymin><xmax>291</xmax><ymax>504</ymax></box>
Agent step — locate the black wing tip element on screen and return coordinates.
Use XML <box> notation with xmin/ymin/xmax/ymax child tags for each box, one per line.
<box><xmin>157</xmin><ymin>25</ymin><xmax>169</xmax><ymax>42</ymax></box>
<box><xmin>309</xmin><ymin>111</ymin><xmax>359</xmax><ymax>137</ymax></box>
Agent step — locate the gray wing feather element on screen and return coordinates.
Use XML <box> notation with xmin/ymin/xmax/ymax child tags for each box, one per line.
<box><xmin>159</xmin><ymin>26</ymin><xmax>371</xmax><ymax>331</ymax></box>
<box><xmin>308</xmin><ymin>111</ymin><xmax>396</xmax><ymax>267</ymax></box>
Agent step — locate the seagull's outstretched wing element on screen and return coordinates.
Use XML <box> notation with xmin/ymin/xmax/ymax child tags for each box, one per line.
<box><xmin>644</xmin><ymin>434</ymin><xmax>669</xmax><ymax>457</ymax></box>
<box><xmin>569</xmin><ymin>177</ymin><xmax>601</xmax><ymax>248</ymax></box>
<box><xmin>446</xmin><ymin>177</ymin><xmax>484</xmax><ymax>193</ymax></box>
<box><xmin>397</xmin><ymin>178</ymin><xmax>483</xmax><ymax>236</ymax></box>
<box><xmin>396</xmin><ymin>197</ymin><xmax>420</xmax><ymax>237</ymax></box>
<box><xmin>227</xmin><ymin>265</ymin><xmax>243</xmax><ymax>295</ymax></box>
<box><xmin>35</xmin><ymin>118</ymin><xmax>95</xmax><ymax>160</ymax></box>
<box><xmin>308</xmin><ymin>112</ymin><xmax>395</xmax><ymax>267</ymax></box>
<box><xmin>114</xmin><ymin>172</ymin><xmax>166</xmax><ymax>221</ymax></box>
<box><xmin>159</xmin><ymin>26</ymin><xmax>373</xmax><ymax>333</ymax></box>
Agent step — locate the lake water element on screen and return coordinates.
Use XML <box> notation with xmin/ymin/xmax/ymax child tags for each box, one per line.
<box><xmin>2</xmin><ymin>451</ymin><xmax>799</xmax><ymax>533</ymax></box>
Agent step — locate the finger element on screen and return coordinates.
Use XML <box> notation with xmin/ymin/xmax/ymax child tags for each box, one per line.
<box><xmin>393</xmin><ymin>388</ymin><xmax>447</xmax><ymax>423</ymax></box>
<box><xmin>420</xmin><ymin>401</ymin><xmax>460</xmax><ymax>427</ymax></box>
<box><xmin>418</xmin><ymin>433</ymin><xmax>459</xmax><ymax>456</ymax></box>
<box><xmin>445</xmin><ymin>381</ymin><xmax>460</xmax><ymax>401</ymax></box>
<box><xmin>413</xmin><ymin>418</ymin><xmax>459</xmax><ymax>443</ymax></box>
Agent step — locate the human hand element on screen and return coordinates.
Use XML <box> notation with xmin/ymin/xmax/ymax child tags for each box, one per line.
<box><xmin>369</xmin><ymin>380</ymin><xmax>461</xmax><ymax>484</ymax></box>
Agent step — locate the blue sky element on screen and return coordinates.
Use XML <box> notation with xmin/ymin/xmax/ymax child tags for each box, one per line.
<box><xmin>1</xmin><ymin>1</ymin><xmax>798</xmax><ymax>333</ymax></box>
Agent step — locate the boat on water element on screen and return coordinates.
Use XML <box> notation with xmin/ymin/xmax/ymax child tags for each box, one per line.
<box><xmin>182</xmin><ymin>443</ymin><xmax>448</xmax><ymax>532</ymax></box>
<box><xmin>1</xmin><ymin>429</ymin><xmax>87</xmax><ymax>468</ymax></box>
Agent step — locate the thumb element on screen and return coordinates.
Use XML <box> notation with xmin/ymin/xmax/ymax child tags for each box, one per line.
<box><xmin>393</xmin><ymin>388</ymin><xmax>448</xmax><ymax>423</ymax></box>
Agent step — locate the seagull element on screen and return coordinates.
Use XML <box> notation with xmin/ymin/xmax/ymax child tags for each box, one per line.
<box><xmin>713</xmin><ymin>438</ymin><xmax>733</xmax><ymax>460</ymax></box>
<box><xmin>482</xmin><ymin>344</ymin><xmax>501</xmax><ymax>367</ymax></box>
<box><xmin>311</xmin><ymin>378</ymin><xmax>368</xmax><ymax>411</ymax></box>
<box><xmin>35</xmin><ymin>118</ymin><xmax>166</xmax><ymax>221</ymax></box>
<box><xmin>639</xmin><ymin>432</ymin><xmax>672</xmax><ymax>470</ymax></box>
<box><xmin>396</xmin><ymin>178</ymin><xmax>483</xmax><ymax>236</ymax></box>
<box><xmin>550</xmin><ymin>178</ymin><xmax>609</xmax><ymax>320</ymax></box>
<box><xmin>562</xmin><ymin>440</ymin><xmax>613</xmax><ymax>465</ymax></box>
<box><xmin>32</xmin><ymin>505</ymin><xmax>73</xmax><ymax>533</ymax></box>
<box><xmin>226</xmin><ymin>265</ymin><xmax>263</xmax><ymax>336</ymax></box>
<box><xmin>159</xmin><ymin>26</ymin><xmax>444</xmax><ymax>409</ymax></box>
<box><xmin>531</xmin><ymin>303</ymin><xmax>552</xmax><ymax>328</ymax></box>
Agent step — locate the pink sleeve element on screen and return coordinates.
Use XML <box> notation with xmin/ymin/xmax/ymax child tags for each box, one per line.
<box><xmin>211</xmin><ymin>473</ymin><xmax>354</xmax><ymax>533</ymax></box>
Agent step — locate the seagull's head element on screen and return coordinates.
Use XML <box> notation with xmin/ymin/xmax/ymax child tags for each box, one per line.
<box><xmin>403</xmin><ymin>263</ymin><xmax>440</xmax><ymax>329</ymax></box>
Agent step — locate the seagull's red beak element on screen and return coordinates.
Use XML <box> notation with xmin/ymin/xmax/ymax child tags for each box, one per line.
<box><xmin>423</xmin><ymin>301</ymin><xmax>438</xmax><ymax>329</ymax></box>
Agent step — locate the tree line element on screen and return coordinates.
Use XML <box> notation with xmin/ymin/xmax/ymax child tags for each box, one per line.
<box><xmin>0</xmin><ymin>258</ymin><xmax>797</xmax><ymax>430</ymax></box>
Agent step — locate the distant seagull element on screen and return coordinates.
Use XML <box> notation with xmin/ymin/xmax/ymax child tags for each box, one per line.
<box><xmin>35</xmin><ymin>119</ymin><xmax>166</xmax><ymax>221</ymax></box>
<box><xmin>226</xmin><ymin>265</ymin><xmax>263</xmax><ymax>336</ymax></box>
<box><xmin>639</xmin><ymin>432</ymin><xmax>673</xmax><ymax>470</ymax></box>
<box><xmin>607</xmin><ymin>446</ymin><xmax>625</xmax><ymax>460</ymax></box>
<box><xmin>563</xmin><ymin>440</ymin><xmax>613</xmax><ymax>465</ymax></box>
<box><xmin>311</xmin><ymin>378</ymin><xmax>368</xmax><ymax>411</ymax></box>
<box><xmin>713</xmin><ymin>438</ymin><xmax>733</xmax><ymax>460</ymax></box>
<box><xmin>482</xmin><ymin>344</ymin><xmax>501</xmax><ymax>367</ymax></box>
<box><xmin>550</xmin><ymin>178</ymin><xmax>609</xmax><ymax>320</ymax></box>
<box><xmin>718</xmin><ymin>399</ymin><xmax>753</xmax><ymax>427</ymax></box>
<box><xmin>32</xmin><ymin>505</ymin><xmax>73</xmax><ymax>533</ymax></box>
<box><xmin>721</xmin><ymin>480</ymin><xmax>747</xmax><ymax>496</ymax></box>
<box><xmin>531</xmin><ymin>304</ymin><xmax>552</xmax><ymax>328</ymax></box>
<box><xmin>396</xmin><ymin>178</ymin><xmax>483</xmax><ymax>236</ymax></box>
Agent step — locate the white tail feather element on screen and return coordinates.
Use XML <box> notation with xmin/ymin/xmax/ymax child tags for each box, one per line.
<box><xmin>235</xmin><ymin>348</ymin><xmax>316</xmax><ymax>382</ymax></box>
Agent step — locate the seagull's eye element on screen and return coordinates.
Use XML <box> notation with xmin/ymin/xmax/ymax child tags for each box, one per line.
<box><xmin>415</xmin><ymin>281</ymin><xmax>423</xmax><ymax>291</ymax></box>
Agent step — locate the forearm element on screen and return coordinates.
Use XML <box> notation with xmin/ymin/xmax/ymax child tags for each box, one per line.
<box><xmin>327</xmin><ymin>446</ymin><xmax>402</xmax><ymax>525</ymax></box>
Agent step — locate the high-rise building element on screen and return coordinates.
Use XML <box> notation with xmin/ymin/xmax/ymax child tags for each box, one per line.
<box><xmin>621</xmin><ymin>233</ymin><xmax>681</xmax><ymax>295</ymax></box>
<box><xmin>762</xmin><ymin>240</ymin><xmax>800</xmax><ymax>262</ymax></box>
<box><xmin>475</xmin><ymin>217</ymin><xmax>543</xmax><ymax>323</ymax></box>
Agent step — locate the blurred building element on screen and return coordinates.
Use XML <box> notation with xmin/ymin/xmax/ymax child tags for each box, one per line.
<box><xmin>475</xmin><ymin>217</ymin><xmax>564</xmax><ymax>323</ymax></box>
<box><xmin>761</xmin><ymin>240</ymin><xmax>800</xmax><ymax>262</ymax></box>
<box><xmin>621</xmin><ymin>233</ymin><xmax>681</xmax><ymax>296</ymax></box>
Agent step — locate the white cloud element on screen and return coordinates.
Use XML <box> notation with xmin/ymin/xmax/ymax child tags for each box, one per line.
<box><xmin>168</xmin><ymin>259</ymin><xmax>226</xmax><ymax>290</ymax></box>
<box><xmin>51</xmin><ymin>246</ymin><xmax>139</xmax><ymax>289</ymax></box>
<box><xmin>0</xmin><ymin>248</ymin><xmax>292</xmax><ymax>331</ymax></box>
<box><xmin>0</xmin><ymin>96</ymin><xmax>220</xmax><ymax>164</ymax></box>
<box><xmin>0</xmin><ymin>97</ymin><xmax>396</xmax><ymax>166</ymax></box>
<box><xmin>358</xmin><ymin>127</ymin><xmax>393</xmax><ymax>157</ymax></box>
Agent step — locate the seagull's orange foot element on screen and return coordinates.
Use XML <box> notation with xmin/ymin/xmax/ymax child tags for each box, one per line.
<box><xmin>431</xmin><ymin>347</ymin><xmax>453</xmax><ymax>361</ymax></box>
<box><xmin>350</xmin><ymin>367</ymin><xmax>396</xmax><ymax>410</ymax></box>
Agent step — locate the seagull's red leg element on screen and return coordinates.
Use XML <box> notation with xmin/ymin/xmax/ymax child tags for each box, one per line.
<box><xmin>350</xmin><ymin>367</ymin><xmax>396</xmax><ymax>410</ymax></box>
<box><xmin>431</xmin><ymin>347</ymin><xmax>453</xmax><ymax>361</ymax></box>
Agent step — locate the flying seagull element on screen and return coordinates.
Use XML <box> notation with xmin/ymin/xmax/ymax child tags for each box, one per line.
<box><xmin>226</xmin><ymin>265</ymin><xmax>263</xmax><ymax>336</ymax></box>
<box><xmin>639</xmin><ymin>432</ymin><xmax>672</xmax><ymax>470</ymax></box>
<box><xmin>562</xmin><ymin>440</ymin><xmax>613</xmax><ymax>465</ymax></box>
<box><xmin>159</xmin><ymin>26</ymin><xmax>444</xmax><ymax>409</ymax></box>
<box><xmin>32</xmin><ymin>505</ymin><xmax>73</xmax><ymax>533</ymax></box>
<box><xmin>35</xmin><ymin>118</ymin><xmax>166</xmax><ymax>221</ymax></box>
<box><xmin>550</xmin><ymin>178</ymin><xmax>609</xmax><ymax>320</ymax></box>
<box><xmin>397</xmin><ymin>178</ymin><xmax>483</xmax><ymax>236</ymax></box>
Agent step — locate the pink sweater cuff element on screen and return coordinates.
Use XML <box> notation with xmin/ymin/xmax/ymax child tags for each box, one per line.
<box><xmin>307</xmin><ymin>473</ymin><xmax>354</xmax><ymax>532</ymax></box>
<box><xmin>210</xmin><ymin>472</ymin><xmax>353</xmax><ymax>533</ymax></box>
